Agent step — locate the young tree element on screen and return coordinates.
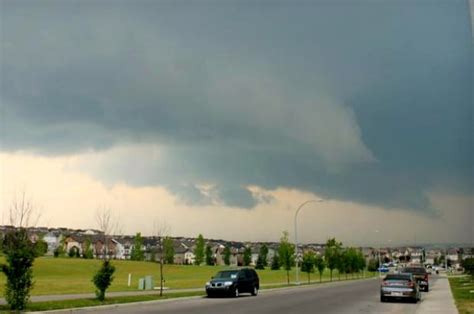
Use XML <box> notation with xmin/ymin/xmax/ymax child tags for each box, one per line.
<box><xmin>271</xmin><ymin>254</ymin><xmax>281</xmax><ymax>270</ymax></box>
<box><xmin>130</xmin><ymin>233</ymin><xmax>145</xmax><ymax>261</ymax></box>
<box><xmin>314</xmin><ymin>254</ymin><xmax>326</xmax><ymax>282</ymax></box>
<box><xmin>92</xmin><ymin>260</ymin><xmax>115</xmax><ymax>301</ymax></box>
<box><xmin>462</xmin><ymin>258</ymin><xmax>474</xmax><ymax>277</ymax></box>
<box><xmin>1</xmin><ymin>228</ymin><xmax>38</xmax><ymax>311</ymax></box>
<box><xmin>357</xmin><ymin>250</ymin><xmax>366</xmax><ymax>277</ymax></box>
<box><xmin>163</xmin><ymin>237</ymin><xmax>175</xmax><ymax>264</ymax></box>
<box><xmin>301</xmin><ymin>251</ymin><xmax>316</xmax><ymax>284</ymax></box>
<box><xmin>367</xmin><ymin>258</ymin><xmax>379</xmax><ymax>272</ymax></box>
<box><xmin>255</xmin><ymin>255</ymin><xmax>265</xmax><ymax>270</ymax></box>
<box><xmin>223</xmin><ymin>246</ymin><xmax>231</xmax><ymax>266</ymax></box>
<box><xmin>325</xmin><ymin>238</ymin><xmax>342</xmax><ymax>282</ymax></box>
<box><xmin>83</xmin><ymin>238</ymin><xmax>94</xmax><ymax>259</ymax></box>
<box><xmin>153</xmin><ymin>220</ymin><xmax>171</xmax><ymax>296</ymax></box>
<box><xmin>336</xmin><ymin>249</ymin><xmax>346</xmax><ymax>280</ymax></box>
<box><xmin>54</xmin><ymin>237</ymin><xmax>66</xmax><ymax>258</ymax></box>
<box><xmin>205</xmin><ymin>245</ymin><xmax>214</xmax><ymax>266</ymax></box>
<box><xmin>194</xmin><ymin>234</ymin><xmax>205</xmax><ymax>266</ymax></box>
<box><xmin>243</xmin><ymin>247</ymin><xmax>252</xmax><ymax>266</ymax></box>
<box><xmin>35</xmin><ymin>237</ymin><xmax>48</xmax><ymax>256</ymax></box>
<box><xmin>279</xmin><ymin>231</ymin><xmax>295</xmax><ymax>285</ymax></box>
<box><xmin>259</xmin><ymin>244</ymin><xmax>269</xmax><ymax>267</ymax></box>
<box><xmin>95</xmin><ymin>207</ymin><xmax>119</xmax><ymax>259</ymax></box>
<box><xmin>8</xmin><ymin>189</ymin><xmax>41</xmax><ymax>228</ymax></box>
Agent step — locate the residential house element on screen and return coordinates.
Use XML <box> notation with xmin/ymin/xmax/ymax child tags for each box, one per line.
<box><xmin>43</xmin><ymin>231</ymin><xmax>62</xmax><ymax>255</ymax></box>
<box><xmin>112</xmin><ymin>236</ymin><xmax>134</xmax><ymax>260</ymax></box>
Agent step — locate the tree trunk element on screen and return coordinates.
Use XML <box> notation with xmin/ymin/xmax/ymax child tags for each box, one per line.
<box><xmin>330</xmin><ymin>269</ymin><xmax>333</xmax><ymax>282</ymax></box>
<box><xmin>159</xmin><ymin>258</ymin><xmax>164</xmax><ymax>296</ymax></box>
<box><xmin>286</xmin><ymin>269</ymin><xmax>290</xmax><ymax>285</ymax></box>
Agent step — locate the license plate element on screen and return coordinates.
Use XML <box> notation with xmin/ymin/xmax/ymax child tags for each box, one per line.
<box><xmin>391</xmin><ymin>292</ymin><xmax>403</xmax><ymax>296</ymax></box>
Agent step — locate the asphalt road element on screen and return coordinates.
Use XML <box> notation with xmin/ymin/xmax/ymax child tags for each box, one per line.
<box><xmin>69</xmin><ymin>276</ymin><xmax>440</xmax><ymax>314</ymax></box>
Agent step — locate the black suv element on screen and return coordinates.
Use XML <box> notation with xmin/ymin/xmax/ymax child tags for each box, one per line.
<box><xmin>401</xmin><ymin>266</ymin><xmax>429</xmax><ymax>292</ymax></box>
<box><xmin>205</xmin><ymin>268</ymin><xmax>260</xmax><ymax>298</ymax></box>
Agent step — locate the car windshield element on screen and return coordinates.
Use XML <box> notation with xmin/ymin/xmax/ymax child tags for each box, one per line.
<box><xmin>214</xmin><ymin>271</ymin><xmax>239</xmax><ymax>279</ymax></box>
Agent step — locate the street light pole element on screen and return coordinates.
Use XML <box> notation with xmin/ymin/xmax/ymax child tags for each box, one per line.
<box><xmin>294</xmin><ymin>199</ymin><xmax>325</xmax><ymax>285</ymax></box>
<box><xmin>375</xmin><ymin>230</ymin><xmax>381</xmax><ymax>278</ymax></box>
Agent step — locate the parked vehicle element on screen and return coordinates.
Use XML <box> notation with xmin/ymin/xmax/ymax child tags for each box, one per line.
<box><xmin>380</xmin><ymin>273</ymin><xmax>420</xmax><ymax>303</ymax></box>
<box><xmin>205</xmin><ymin>268</ymin><xmax>259</xmax><ymax>298</ymax></box>
<box><xmin>401</xmin><ymin>266</ymin><xmax>429</xmax><ymax>292</ymax></box>
<box><xmin>378</xmin><ymin>266</ymin><xmax>390</xmax><ymax>273</ymax></box>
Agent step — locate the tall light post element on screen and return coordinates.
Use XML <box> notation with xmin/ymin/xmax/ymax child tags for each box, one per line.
<box><xmin>294</xmin><ymin>199</ymin><xmax>325</xmax><ymax>285</ymax></box>
<box><xmin>375</xmin><ymin>230</ymin><xmax>382</xmax><ymax>278</ymax></box>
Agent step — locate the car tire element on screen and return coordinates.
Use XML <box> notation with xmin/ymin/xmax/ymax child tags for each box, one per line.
<box><xmin>234</xmin><ymin>287</ymin><xmax>239</xmax><ymax>298</ymax></box>
<box><xmin>380</xmin><ymin>295</ymin><xmax>386</xmax><ymax>302</ymax></box>
<box><xmin>425</xmin><ymin>286</ymin><xmax>429</xmax><ymax>292</ymax></box>
<box><xmin>251</xmin><ymin>285</ymin><xmax>258</xmax><ymax>296</ymax></box>
<box><xmin>207</xmin><ymin>292</ymin><xmax>214</xmax><ymax>298</ymax></box>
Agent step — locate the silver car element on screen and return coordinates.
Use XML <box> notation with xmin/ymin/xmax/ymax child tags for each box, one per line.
<box><xmin>380</xmin><ymin>273</ymin><xmax>420</xmax><ymax>303</ymax></box>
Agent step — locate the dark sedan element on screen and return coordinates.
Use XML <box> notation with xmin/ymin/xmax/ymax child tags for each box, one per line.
<box><xmin>380</xmin><ymin>273</ymin><xmax>420</xmax><ymax>303</ymax></box>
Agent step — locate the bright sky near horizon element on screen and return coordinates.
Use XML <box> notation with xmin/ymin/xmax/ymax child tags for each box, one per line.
<box><xmin>1</xmin><ymin>0</ymin><xmax>473</xmax><ymax>246</ymax></box>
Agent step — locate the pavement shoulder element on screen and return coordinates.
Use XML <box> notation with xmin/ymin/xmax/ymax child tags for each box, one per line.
<box><xmin>416</xmin><ymin>276</ymin><xmax>457</xmax><ymax>314</ymax></box>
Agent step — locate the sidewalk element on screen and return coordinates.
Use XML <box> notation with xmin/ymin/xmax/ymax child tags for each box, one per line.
<box><xmin>417</xmin><ymin>274</ymin><xmax>457</xmax><ymax>314</ymax></box>
<box><xmin>0</xmin><ymin>288</ymin><xmax>201</xmax><ymax>305</ymax></box>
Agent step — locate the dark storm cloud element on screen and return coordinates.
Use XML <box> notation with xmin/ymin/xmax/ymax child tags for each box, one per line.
<box><xmin>1</xmin><ymin>0</ymin><xmax>472</xmax><ymax>210</ymax></box>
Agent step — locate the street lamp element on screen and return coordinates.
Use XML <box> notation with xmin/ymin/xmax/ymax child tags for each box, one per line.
<box><xmin>375</xmin><ymin>229</ymin><xmax>383</xmax><ymax>278</ymax></box>
<box><xmin>294</xmin><ymin>199</ymin><xmax>325</xmax><ymax>285</ymax></box>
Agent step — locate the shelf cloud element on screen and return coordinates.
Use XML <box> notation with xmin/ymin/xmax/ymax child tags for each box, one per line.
<box><xmin>1</xmin><ymin>0</ymin><xmax>472</xmax><ymax>212</ymax></box>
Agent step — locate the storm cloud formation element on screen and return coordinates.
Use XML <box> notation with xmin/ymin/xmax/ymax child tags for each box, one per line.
<box><xmin>1</xmin><ymin>0</ymin><xmax>472</xmax><ymax>211</ymax></box>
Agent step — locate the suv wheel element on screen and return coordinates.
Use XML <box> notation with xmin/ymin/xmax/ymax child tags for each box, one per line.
<box><xmin>251</xmin><ymin>286</ymin><xmax>258</xmax><ymax>296</ymax></box>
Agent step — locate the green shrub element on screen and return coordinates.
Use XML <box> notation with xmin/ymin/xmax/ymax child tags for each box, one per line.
<box><xmin>0</xmin><ymin>229</ymin><xmax>37</xmax><ymax>311</ymax></box>
<box><xmin>92</xmin><ymin>260</ymin><xmax>116</xmax><ymax>301</ymax></box>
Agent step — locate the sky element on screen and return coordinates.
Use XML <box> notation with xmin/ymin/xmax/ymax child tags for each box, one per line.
<box><xmin>0</xmin><ymin>0</ymin><xmax>473</xmax><ymax>246</ymax></box>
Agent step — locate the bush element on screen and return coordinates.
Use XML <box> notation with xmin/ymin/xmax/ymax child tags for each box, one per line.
<box><xmin>367</xmin><ymin>258</ymin><xmax>379</xmax><ymax>272</ymax></box>
<box><xmin>462</xmin><ymin>257</ymin><xmax>474</xmax><ymax>277</ymax></box>
<box><xmin>255</xmin><ymin>255</ymin><xmax>265</xmax><ymax>270</ymax></box>
<box><xmin>92</xmin><ymin>260</ymin><xmax>116</xmax><ymax>301</ymax></box>
<box><xmin>0</xmin><ymin>229</ymin><xmax>37</xmax><ymax>311</ymax></box>
<box><xmin>271</xmin><ymin>254</ymin><xmax>281</xmax><ymax>270</ymax></box>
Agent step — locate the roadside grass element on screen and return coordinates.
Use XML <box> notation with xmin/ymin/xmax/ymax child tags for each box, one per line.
<box><xmin>0</xmin><ymin>291</ymin><xmax>206</xmax><ymax>312</ymax></box>
<box><xmin>449</xmin><ymin>276</ymin><xmax>474</xmax><ymax>314</ymax></box>
<box><xmin>0</xmin><ymin>257</ymin><xmax>376</xmax><ymax>296</ymax></box>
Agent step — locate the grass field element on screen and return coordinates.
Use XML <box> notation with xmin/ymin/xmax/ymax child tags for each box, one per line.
<box><xmin>0</xmin><ymin>257</ymin><xmax>374</xmax><ymax>296</ymax></box>
<box><xmin>0</xmin><ymin>291</ymin><xmax>206</xmax><ymax>312</ymax></box>
<box><xmin>449</xmin><ymin>276</ymin><xmax>474</xmax><ymax>314</ymax></box>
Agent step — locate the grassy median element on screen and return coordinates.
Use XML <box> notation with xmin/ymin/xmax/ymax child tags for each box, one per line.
<box><xmin>0</xmin><ymin>257</ymin><xmax>373</xmax><ymax>296</ymax></box>
<box><xmin>449</xmin><ymin>276</ymin><xmax>474</xmax><ymax>314</ymax></box>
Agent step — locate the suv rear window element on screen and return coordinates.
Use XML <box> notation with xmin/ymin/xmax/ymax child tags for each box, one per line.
<box><xmin>402</xmin><ymin>267</ymin><xmax>426</xmax><ymax>274</ymax></box>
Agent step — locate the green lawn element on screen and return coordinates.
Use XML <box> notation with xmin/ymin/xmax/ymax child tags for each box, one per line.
<box><xmin>449</xmin><ymin>276</ymin><xmax>474</xmax><ymax>314</ymax></box>
<box><xmin>0</xmin><ymin>291</ymin><xmax>206</xmax><ymax>312</ymax></box>
<box><xmin>0</xmin><ymin>257</ymin><xmax>374</xmax><ymax>296</ymax></box>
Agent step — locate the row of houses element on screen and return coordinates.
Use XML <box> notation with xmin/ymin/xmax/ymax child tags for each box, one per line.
<box><xmin>0</xmin><ymin>225</ymin><xmax>471</xmax><ymax>268</ymax></box>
